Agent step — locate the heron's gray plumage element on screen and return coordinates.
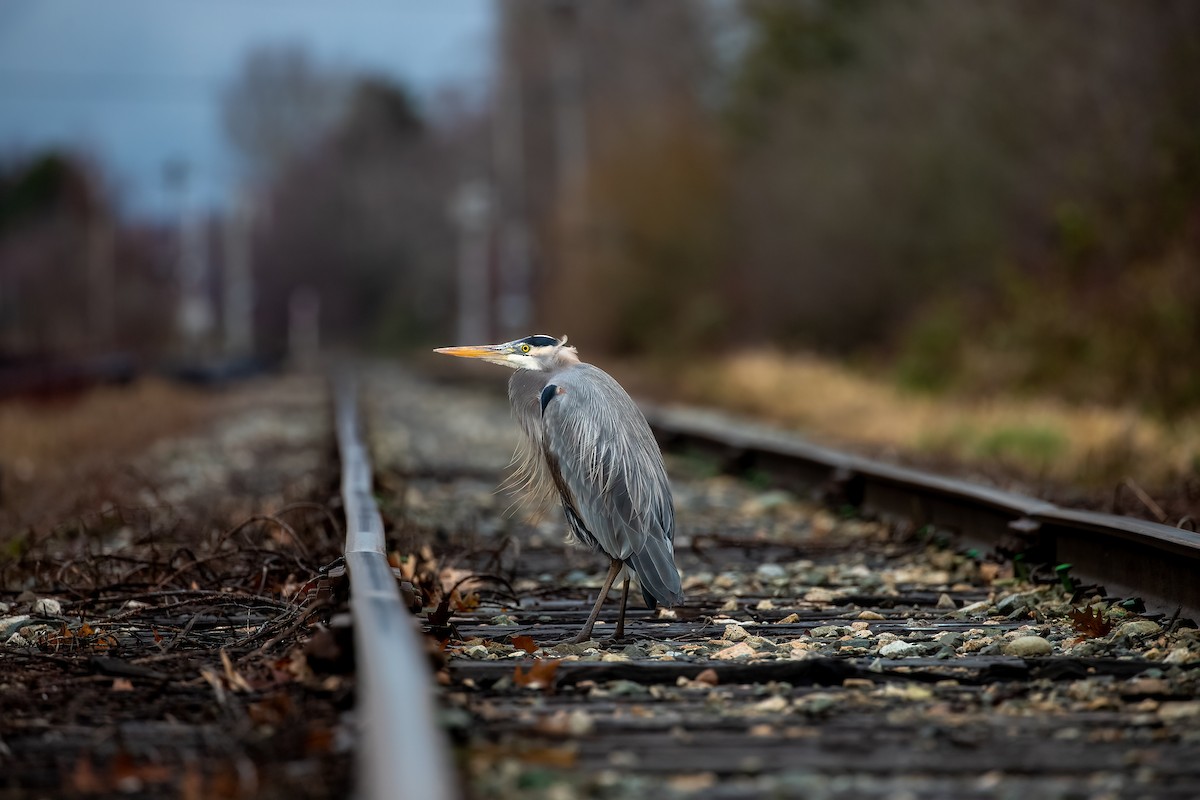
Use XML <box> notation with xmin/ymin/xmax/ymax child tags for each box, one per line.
<box><xmin>538</xmin><ymin>364</ymin><xmax>681</xmax><ymax>608</ymax></box>
<box><xmin>434</xmin><ymin>334</ymin><xmax>683</xmax><ymax>639</ymax></box>
<box><xmin>511</xmin><ymin>361</ymin><xmax>682</xmax><ymax>608</ymax></box>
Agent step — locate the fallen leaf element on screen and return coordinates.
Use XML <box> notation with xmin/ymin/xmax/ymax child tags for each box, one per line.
<box><xmin>111</xmin><ymin>678</ymin><xmax>134</xmax><ymax>692</ymax></box>
<box><xmin>248</xmin><ymin>693</ymin><xmax>293</xmax><ymax>727</ymax></box>
<box><xmin>70</xmin><ymin>756</ymin><xmax>103</xmax><ymax>793</ymax></box>
<box><xmin>1068</xmin><ymin>606</ymin><xmax>1113</xmax><ymax>638</ymax></box>
<box><xmin>510</xmin><ymin>635</ymin><xmax>538</xmax><ymax>654</ymax></box>
<box><xmin>514</xmin><ymin>658</ymin><xmax>560</xmax><ymax>690</ymax></box>
<box><xmin>517</xmin><ymin>745</ymin><xmax>578</xmax><ymax>768</ymax></box>
<box><xmin>305</xmin><ymin>726</ymin><xmax>335</xmax><ymax>754</ymax></box>
<box><xmin>979</xmin><ymin>562</ymin><xmax>1004</xmax><ymax>583</ymax></box>
<box><xmin>220</xmin><ymin>649</ymin><xmax>254</xmax><ymax>692</ymax></box>
<box><xmin>451</xmin><ymin>590</ymin><xmax>480</xmax><ymax>612</ymax></box>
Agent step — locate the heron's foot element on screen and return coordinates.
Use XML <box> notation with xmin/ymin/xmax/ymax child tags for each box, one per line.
<box><xmin>601</xmin><ymin>635</ymin><xmax>631</xmax><ymax>647</ymax></box>
<box><xmin>567</xmin><ymin>630</ymin><xmax>596</xmax><ymax>645</ymax></box>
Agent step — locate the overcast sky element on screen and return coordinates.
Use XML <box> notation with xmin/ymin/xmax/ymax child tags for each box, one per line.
<box><xmin>0</xmin><ymin>0</ymin><xmax>493</xmax><ymax>219</ymax></box>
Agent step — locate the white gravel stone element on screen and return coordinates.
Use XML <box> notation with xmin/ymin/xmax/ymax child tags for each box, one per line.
<box><xmin>5</xmin><ymin>632</ymin><xmax>31</xmax><ymax>647</ymax></box>
<box><xmin>1164</xmin><ymin>648</ymin><xmax>1195</xmax><ymax>664</ymax></box>
<box><xmin>32</xmin><ymin>598</ymin><xmax>62</xmax><ymax>616</ymax></box>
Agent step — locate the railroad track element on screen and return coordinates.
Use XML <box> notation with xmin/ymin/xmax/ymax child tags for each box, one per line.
<box><xmin>2</xmin><ymin>365</ymin><xmax>1198</xmax><ymax>799</ymax></box>
<box><xmin>364</xmin><ymin>366</ymin><xmax>1200</xmax><ymax>800</ymax></box>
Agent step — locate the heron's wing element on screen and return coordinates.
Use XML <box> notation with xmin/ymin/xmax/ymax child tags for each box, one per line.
<box><xmin>540</xmin><ymin>364</ymin><xmax>682</xmax><ymax>606</ymax></box>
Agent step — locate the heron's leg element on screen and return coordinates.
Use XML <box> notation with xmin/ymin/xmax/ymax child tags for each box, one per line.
<box><xmin>570</xmin><ymin>558</ymin><xmax>622</xmax><ymax>644</ymax></box>
<box><xmin>613</xmin><ymin>577</ymin><xmax>630</xmax><ymax>641</ymax></box>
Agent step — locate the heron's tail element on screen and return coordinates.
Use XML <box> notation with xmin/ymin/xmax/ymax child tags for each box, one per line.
<box><xmin>627</xmin><ymin>537</ymin><xmax>683</xmax><ymax>609</ymax></box>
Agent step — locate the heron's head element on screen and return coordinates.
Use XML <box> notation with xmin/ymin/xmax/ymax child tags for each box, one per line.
<box><xmin>434</xmin><ymin>334</ymin><xmax>578</xmax><ymax>371</ymax></box>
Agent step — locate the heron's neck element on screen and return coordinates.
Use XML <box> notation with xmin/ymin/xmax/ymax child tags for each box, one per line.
<box><xmin>554</xmin><ymin>347</ymin><xmax>581</xmax><ymax>367</ymax></box>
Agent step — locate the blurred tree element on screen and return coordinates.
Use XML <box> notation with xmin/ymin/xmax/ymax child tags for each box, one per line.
<box><xmin>222</xmin><ymin>45</ymin><xmax>350</xmax><ymax>182</ymax></box>
<box><xmin>724</xmin><ymin>0</ymin><xmax>1200</xmax><ymax>414</ymax></box>
<box><xmin>496</xmin><ymin>1</ymin><xmax>728</xmax><ymax>355</ymax></box>
<box><xmin>238</xmin><ymin>64</ymin><xmax>457</xmax><ymax>352</ymax></box>
<box><xmin>0</xmin><ymin>153</ymin><xmax>174</xmax><ymax>358</ymax></box>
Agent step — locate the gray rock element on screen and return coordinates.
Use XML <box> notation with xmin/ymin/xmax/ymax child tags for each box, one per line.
<box><xmin>0</xmin><ymin>615</ymin><xmax>32</xmax><ymax>639</ymax></box>
<box><xmin>996</xmin><ymin>592</ymin><xmax>1036</xmax><ymax>615</ymax></box>
<box><xmin>808</xmin><ymin>625</ymin><xmax>844</xmax><ymax>638</ymax></box>
<box><xmin>756</xmin><ymin>563</ymin><xmax>788</xmax><ymax>582</ymax></box>
<box><xmin>1118</xmin><ymin>620</ymin><xmax>1161</xmax><ymax>639</ymax></box>
<box><xmin>879</xmin><ymin>640</ymin><xmax>921</xmax><ymax>658</ymax></box>
<box><xmin>936</xmin><ymin>632</ymin><xmax>965</xmax><ymax>649</ymax></box>
<box><xmin>952</xmin><ymin>600</ymin><xmax>993</xmax><ymax>618</ymax></box>
<box><xmin>1003</xmin><ymin>635</ymin><xmax>1053</xmax><ymax>657</ymax></box>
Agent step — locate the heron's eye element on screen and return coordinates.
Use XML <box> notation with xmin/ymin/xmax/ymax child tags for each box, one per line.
<box><xmin>520</xmin><ymin>344</ymin><xmax>531</xmax><ymax>353</ymax></box>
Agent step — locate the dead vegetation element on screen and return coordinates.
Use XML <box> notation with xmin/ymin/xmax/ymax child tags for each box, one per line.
<box><xmin>616</xmin><ymin>351</ymin><xmax>1200</xmax><ymax>517</ymax></box>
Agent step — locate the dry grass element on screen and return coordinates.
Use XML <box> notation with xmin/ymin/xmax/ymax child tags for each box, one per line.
<box><xmin>0</xmin><ymin>379</ymin><xmax>219</xmax><ymax>531</ymax></box>
<box><xmin>656</xmin><ymin>350</ymin><xmax>1199</xmax><ymax>490</ymax></box>
<box><xmin>0</xmin><ymin>379</ymin><xmax>212</xmax><ymax>475</ymax></box>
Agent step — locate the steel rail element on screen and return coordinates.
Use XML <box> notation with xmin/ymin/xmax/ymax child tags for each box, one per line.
<box><xmin>644</xmin><ymin>405</ymin><xmax>1200</xmax><ymax>621</ymax></box>
<box><xmin>334</xmin><ymin>377</ymin><xmax>458</xmax><ymax>800</ymax></box>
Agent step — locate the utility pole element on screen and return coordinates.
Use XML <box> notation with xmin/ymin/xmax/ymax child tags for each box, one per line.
<box><xmin>493</xmin><ymin>5</ymin><xmax>533</xmax><ymax>336</ymax></box>
<box><xmin>222</xmin><ymin>189</ymin><xmax>255</xmax><ymax>357</ymax></box>
<box><xmin>548</xmin><ymin>0</ymin><xmax>591</xmax><ymax>320</ymax></box>
<box><xmin>288</xmin><ymin>286</ymin><xmax>319</xmax><ymax>371</ymax></box>
<box><xmin>450</xmin><ymin>180</ymin><xmax>492</xmax><ymax>344</ymax></box>
<box><xmin>550</xmin><ymin>0</ymin><xmax>589</xmax><ymax>204</ymax></box>
<box><xmin>86</xmin><ymin>206</ymin><xmax>115</xmax><ymax>350</ymax></box>
<box><xmin>165</xmin><ymin>160</ymin><xmax>214</xmax><ymax>357</ymax></box>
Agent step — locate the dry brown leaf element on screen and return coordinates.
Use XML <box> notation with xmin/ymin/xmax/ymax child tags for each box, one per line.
<box><xmin>111</xmin><ymin>678</ymin><xmax>134</xmax><ymax>692</ymax></box>
<box><xmin>451</xmin><ymin>590</ymin><xmax>480</xmax><ymax>612</ymax></box>
<box><xmin>248</xmin><ymin>693</ymin><xmax>293</xmax><ymax>726</ymax></box>
<box><xmin>516</xmin><ymin>745</ymin><xmax>577</xmax><ymax>768</ymax></box>
<box><xmin>978</xmin><ymin>562</ymin><xmax>1003</xmax><ymax>583</ymax></box>
<box><xmin>510</xmin><ymin>635</ymin><xmax>538</xmax><ymax>654</ymax></box>
<box><xmin>69</xmin><ymin>756</ymin><xmax>103</xmax><ymax>793</ymax></box>
<box><xmin>514</xmin><ymin>658</ymin><xmax>560</xmax><ymax>690</ymax></box>
<box><xmin>220</xmin><ymin>649</ymin><xmax>254</xmax><ymax>692</ymax></box>
<box><xmin>1068</xmin><ymin>606</ymin><xmax>1113</xmax><ymax>638</ymax></box>
<box><xmin>305</xmin><ymin>727</ymin><xmax>335</xmax><ymax>755</ymax></box>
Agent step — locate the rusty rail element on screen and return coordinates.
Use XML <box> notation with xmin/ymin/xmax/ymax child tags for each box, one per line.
<box><xmin>334</xmin><ymin>377</ymin><xmax>457</xmax><ymax>800</ymax></box>
<box><xmin>644</xmin><ymin>405</ymin><xmax>1200</xmax><ymax>621</ymax></box>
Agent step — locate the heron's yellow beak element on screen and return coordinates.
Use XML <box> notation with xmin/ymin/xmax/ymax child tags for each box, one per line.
<box><xmin>433</xmin><ymin>344</ymin><xmax>506</xmax><ymax>359</ymax></box>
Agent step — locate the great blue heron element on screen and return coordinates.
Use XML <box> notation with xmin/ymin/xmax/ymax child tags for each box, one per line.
<box><xmin>434</xmin><ymin>334</ymin><xmax>683</xmax><ymax>643</ymax></box>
